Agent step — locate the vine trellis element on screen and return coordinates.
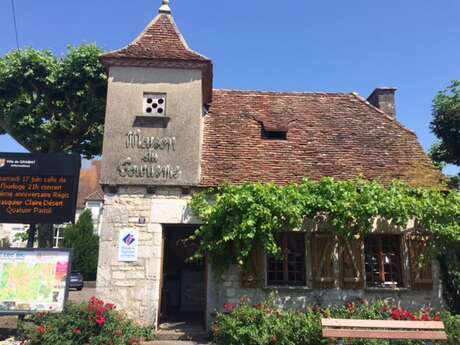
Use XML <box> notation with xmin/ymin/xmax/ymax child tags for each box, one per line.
<box><xmin>189</xmin><ymin>178</ymin><xmax>460</xmax><ymax>276</ymax></box>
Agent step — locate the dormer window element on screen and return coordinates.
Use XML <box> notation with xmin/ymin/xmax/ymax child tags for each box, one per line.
<box><xmin>263</xmin><ymin>130</ymin><xmax>287</xmax><ymax>140</ymax></box>
<box><xmin>143</xmin><ymin>93</ymin><xmax>166</xmax><ymax>116</ymax></box>
<box><xmin>261</xmin><ymin>125</ymin><xmax>288</xmax><ymax>140</ymax></box>
<box><xmin>261</xmin><ymin>122</ymin><xmax>288</xmax><ymax>140</ymax></box>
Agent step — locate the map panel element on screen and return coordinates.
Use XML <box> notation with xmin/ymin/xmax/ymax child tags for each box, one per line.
<box><xmin>0</xmin><ymin>250</ymin><xmax>70</xmax><ymax>314</ymax></box>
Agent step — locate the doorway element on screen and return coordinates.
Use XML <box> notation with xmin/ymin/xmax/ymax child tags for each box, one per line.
<box><xmin>159</xmin><ymin>225</ymin><xmax>205</xmax><ymax>329</ymax></box>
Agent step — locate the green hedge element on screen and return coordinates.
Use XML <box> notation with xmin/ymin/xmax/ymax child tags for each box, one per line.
<box><xmin>213</xmin><ymin>300</ymin><xmax>460</xmax><ymax>345</ymax></box>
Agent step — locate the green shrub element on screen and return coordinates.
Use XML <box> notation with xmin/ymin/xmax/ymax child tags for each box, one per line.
<box><xmin>61</xmin><ymin>209</ymin><xmax>99</xmax><ymax>280</ymax></box>
<box><xmin>213</xmin><ymin>300</ymin><xmax>460</xmax><ymax>345</ymax></box>
<box><xmin>19</xmin><ymin>297</ymin><xmax>154</xmax><ymax>345</ymax></box>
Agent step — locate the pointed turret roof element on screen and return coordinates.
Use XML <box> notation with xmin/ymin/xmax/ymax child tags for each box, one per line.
<box><xmin>101</xmin><ymin>12</ymin><xmax>209</xmax><ymax>62</ymax></box>
<box><xmin>100</xmin><ymin>1</ymin><xmax>213</xmax><ymax>103</ymax></box>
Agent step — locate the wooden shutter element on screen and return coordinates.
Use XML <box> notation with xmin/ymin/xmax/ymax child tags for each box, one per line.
<box><xmin>339</xmin><ymin>237</ymin><xmax>364</xmax><ymax>289</ymax></box>
<box><xmin>311</xmin><ymin>233</ymin><xmax>335</xmax><ymax>289</ymax></box>
<box><xmin>241</xmin><ymin>247</ymin><xmax>265</xmax><ymax>288</ymax></box>
<box><xmin>407</xmin><ymin>235</ymin><xmax>433</xmax><ymax>290</ymax></box>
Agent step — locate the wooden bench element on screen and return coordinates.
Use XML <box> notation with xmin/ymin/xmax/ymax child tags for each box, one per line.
<box><xmin>322</xmin><ymin>318</ymin><xmax>447</xmax><ymax>344</ymax></box>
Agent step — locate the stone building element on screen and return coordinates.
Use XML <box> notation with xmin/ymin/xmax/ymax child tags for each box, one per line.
<box><xmin>96</xmin><ymin>0</ymin><xmax>445</xmax><ymax>331</ymax></box>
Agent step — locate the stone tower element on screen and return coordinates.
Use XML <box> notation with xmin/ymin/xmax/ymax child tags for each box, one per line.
<box><xmin>96</xmin><ymin>1</ymin><xmax>212</xmax><ymax>327</ymax></box>
<box><xmin>100</xmin><ymin>0</ymin><xmax>212</xmax><ymax>187</ymax></box>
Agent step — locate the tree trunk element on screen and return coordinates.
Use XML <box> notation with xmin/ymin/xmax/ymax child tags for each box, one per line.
<box><xmin>37</xmin><ymin>224</ymin><xmax>55</xmax><ymax>248</ymax></box>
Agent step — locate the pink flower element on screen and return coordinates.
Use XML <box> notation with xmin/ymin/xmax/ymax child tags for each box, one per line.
<box><xmin>37</xmin><ymin>325</ymin><xmax>46</xmax><ymax>335</ymax></box>
<box><xmin>271</xmin><ymin>335</ymin><xmax>278</xmax><ymax>343</ymax></box>
<box><xmin>73</xmin><ymin>328</ymin><xmax>81</xmax><ymax>335</ymax></box>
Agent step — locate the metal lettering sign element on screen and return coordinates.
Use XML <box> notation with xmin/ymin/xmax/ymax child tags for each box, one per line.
<box><xmin>0</xmin><ymin>153</ymin><xmax>81</xmax><ymax>224</ymax></box>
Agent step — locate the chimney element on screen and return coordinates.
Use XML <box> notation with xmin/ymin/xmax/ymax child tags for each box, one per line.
<box><xmin>367</xmin><ymin>87</ymin><xmax>397</xmax><ymax>118</ymax></box>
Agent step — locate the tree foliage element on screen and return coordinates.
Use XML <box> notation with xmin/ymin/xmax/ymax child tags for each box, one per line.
<box><xmin>0</xmin><ymin>45</ymin><xmax>107</xmax><ymax>158</ymax></box>
<box><xmin>431</xmin><ymin>80</ymin><xmax>460</xmax><ymax>166</ymax></box>
<box><xmin>61</xmin><ymin>209</ymin><xmax>99</xmax><ymax>280</ymax></box>
<box><xmin>190</xmin><ymin>178</ymin><xmax>460</xmax><ymax>276</ymax></box>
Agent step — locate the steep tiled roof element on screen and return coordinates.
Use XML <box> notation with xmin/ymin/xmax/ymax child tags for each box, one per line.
<box><xmin>77</xmin><ymin>161</ymin><xmax>104</xmax><ymax>209</ymax></box>
<box><xmin>100</xmin><ymin>12</ymin><xmax>213</xmax><ymax>104</ymax></box>
<box><xmin>101</xmin><ymin>14</ymin><xmax>209</xmax><ymax>62</ymax></box>
<box><xmin>200</xmin><ymin>90</ymin><xmax>445</xmax><ymax>188</ymax></box>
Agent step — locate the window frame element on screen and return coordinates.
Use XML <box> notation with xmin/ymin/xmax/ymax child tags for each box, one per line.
<box><xmin>266</xmin><ymin>232</ymin><xmax>306</xmax><ymax>287</ymax></box>
<box><xmin>364</xmin><ymin>234</ymin><xmax>404</xmax><ymax>288</ymax></box>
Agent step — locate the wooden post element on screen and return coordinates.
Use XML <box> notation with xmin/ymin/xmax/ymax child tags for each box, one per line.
<box><xmin>18</xmin><ymin>223</ymin><xmax>36</xmax><ymax>327</ymax></box>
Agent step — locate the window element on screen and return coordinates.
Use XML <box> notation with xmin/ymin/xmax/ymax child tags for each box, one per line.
<box><xmin>53</xmin><ymin>226</ymin><xmax>65</xmax><ymax>248</ymax></box>
<box><xmin>143</xmin><ymin>93</ymin><xmax>166</xmax><ymax>116</ymax></box>
<box><xmin>365</xmin><ymin>235</ymin><xmax>403</xmax><ymax>288</ymax></box>
<box><xmin>267</xmin><ymin>232</ymin><xmax>306</xmax><ymax>286</ymax></box>
<box><xmin>262</xmin><ymin>129</ymin><xmax>287</xmax><ymax>140</ymax></box>
<box><xmin>86</xmin><ymin>201</ymin><xmax>102</xmax><ymax>220</ymax></box>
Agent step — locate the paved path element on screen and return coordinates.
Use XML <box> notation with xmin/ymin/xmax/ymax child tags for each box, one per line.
<box><xmin>68</xmin><ymin>286</ymin><xmax>96</xmax><ymax>304</ymax></box>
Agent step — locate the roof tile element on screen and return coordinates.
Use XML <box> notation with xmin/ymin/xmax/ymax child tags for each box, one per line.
<box><xmin>101</xmin><ymin>14</ymin><xmax>209</xmax><ymax>62</ymax></box>
<box><xmin>200</xmin><ymin>90</ymin><xmax>445</xmax><ymax>188</ymax></box>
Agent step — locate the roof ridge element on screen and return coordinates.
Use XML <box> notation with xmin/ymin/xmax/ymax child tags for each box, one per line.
<box><xmin>213</xmin><ymin>88</ymin><xmax>351</xmax><ymax>96</ymax></box>
<box><xmin>350</xmin><ymin>92</ymin><xmax>416</xmax><ymax>136</ymax></box>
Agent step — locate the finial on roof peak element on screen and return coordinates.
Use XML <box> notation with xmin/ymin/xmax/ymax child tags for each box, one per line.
<box><xmin>159</xmin><ymin>0</ymin><xmax>171</xmax><ymax>14</ymax></box>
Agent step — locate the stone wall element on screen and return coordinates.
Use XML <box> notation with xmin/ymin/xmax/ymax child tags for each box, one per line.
<box><xmin>97</xmin><ymin>188</ymin><xmax>445</xmax><ymax>331</ymax></box>
<box><xmin>206</xmin><ymin>260</ymin><xmax>443</xmax><ymax>330</ymax></box>
<box><xmin>96</xmin><ymin>186</ymin><xmax>200</xmax><ymax>326</ymax></box>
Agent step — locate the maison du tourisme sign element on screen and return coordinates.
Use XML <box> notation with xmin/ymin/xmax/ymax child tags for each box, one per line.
<box><xmin>0</xmin><ymin>153</ymin><xmax>81</xmax><ymax>224</ymax></box>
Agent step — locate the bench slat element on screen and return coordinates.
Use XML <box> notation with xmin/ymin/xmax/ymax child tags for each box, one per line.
<box><xmin>323</xmin><ymin>329</ymin><xmax>448</xmax><ymax>340</ymax></box>
<box><xmin>321</xmin><ymin>319</ymin><xmax>445</xmax><ymax>330</ymax></box>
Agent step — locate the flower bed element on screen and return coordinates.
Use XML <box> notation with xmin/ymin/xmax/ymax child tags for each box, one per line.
<box><xmin>19</xmin><ymin>297</ymin><xmax>154</xmax><ymax>345</ymax></box>
<box><xmin>213</xmin><ymin>299</ymin><xmax>460</xmax><ymax>345</ymax></box>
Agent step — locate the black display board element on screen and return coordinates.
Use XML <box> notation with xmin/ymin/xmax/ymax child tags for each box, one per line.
<box><xmin>0</xmin><ymin>153</ymin><xmax>81</xmax><ymax>224</ymax></box>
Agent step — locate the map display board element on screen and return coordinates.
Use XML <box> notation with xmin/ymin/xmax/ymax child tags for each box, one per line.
<box><xmin>0</xmin><ymin>153</ymin><xmax>81</xmax><ymax>224</ymax></box>
<box><xmin>0</xmin><ymin>249</ymin><xmax>71</xmax><ymax>315</ymax></box>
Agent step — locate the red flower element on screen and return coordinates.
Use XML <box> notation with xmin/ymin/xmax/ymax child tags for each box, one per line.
<box><xmin>96</xmin><ymin>306</ymin><xmax>106</xmax><ymax>316</ymax></box>
<box><xmin>434</xmin><ymin>314</ymin><xmax>442</xmax><ymax>321</ymax></box>
<box><xmin>421</xmin><ymin>314</ymin><xmax>431</xmax><ymax>321</ymax></box>
<box><xmin>95</xmin><ymin>316</ymin><xmax>106</xmax><ymax>326</ymax></box>
<box><xmin>223</xmin><ymin>303</ymin><xmax>237</xmax><ymax>313</ymax></box>
<box><xmin>391</xmin><ymin>308</ymin><xmax>401</xmax><ymax>320</ymax></box>
<box><xmin>73</xmin><ymin>328</ymin><xmax>82</xmax><ymax>335</ymax></box>
<box><xmin>382</xmin><ymin>304</ymin><xmax>389</xmax><ymax>312</ymax></box>
<box><xmin>105</xmin><ymin>303</ymin><xmax>116</xmax><ymax>310</ymax></box>
<box><xmin>271</xmin><ymin>335</ymin><xmax>278</xmax><ymax>343</ymax></box>
<box><xmin>37</xmin><ymin>325</ymin><xmax>46</xmax><ymax>335</ymax></box>
<box><xmin>346</xmin><ymin>302</ymin><xmax>355</xmax><ymax>312</ymax></box>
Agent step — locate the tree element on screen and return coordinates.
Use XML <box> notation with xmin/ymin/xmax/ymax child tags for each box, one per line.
<box><xmin>61</xmin><ymin>209</ymin><xmax>99</xmax><ymax>281</ymax></box>
<box><xmin>429</xmin><ymin>144</ymin><xmax>460</xmax><ymax>190</ymax></box>
<box><xmin>0</xmin><ymin>45</ymin><xmax>107</xmax><ymax>157</ymax></box>
<box><xmin>431</xmin><ymin>80</ymin><xmax>460</xmax><ymax>165</ymax></box>
<box><xmin>430</xmin><ymin>80</ymin><xmax>460</xmax><ymax>311</ymax></box>
<box><xmin>0</xmin><ymin>45</ymin><xmax>107</xmax><ymax>247</ymax></box>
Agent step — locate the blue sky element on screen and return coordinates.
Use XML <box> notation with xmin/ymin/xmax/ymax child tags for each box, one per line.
<box><xmin>1</xmin><ymin>0</ymin><xmax>459</xmax><ymax>175</ymax></box>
